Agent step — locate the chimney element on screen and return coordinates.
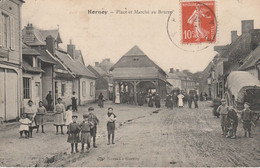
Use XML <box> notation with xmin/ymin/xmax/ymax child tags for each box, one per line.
<box><xmin>46</xmin><ymin>35</ymin><xmax>55</xmax><ymax>56</ymax></box>
<box><xmin>170</xmin><ymin>68</ymin><xmax>174</xmax><ymax>73</ymax></box>
<box><xmin>242</xmin><ymin>20</ymin><xmax>254</xmax><ymax>34</ymax></box>
<box><xmin>95</xmin><ymin>62</ymin><xmax>99</xmax><ymax>67</ymax></box>
<box><xmin>67</xmin><ymin>39</ymin><xmax>76</xmax><ymax>59</ymax></box>
<box><xmin>231</xmin><ymin>31</ymin><xmax>238</xmax><ymax>43</ymax></box>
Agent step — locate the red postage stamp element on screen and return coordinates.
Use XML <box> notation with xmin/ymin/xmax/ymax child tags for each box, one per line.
<box><xmin>181</xmin><ymin>1</ymin><xmax>216</xmax><ymax>44</ymax></box>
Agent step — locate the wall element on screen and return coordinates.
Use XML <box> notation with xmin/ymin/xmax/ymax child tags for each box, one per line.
<box><xmin>167</xmin><ymin>78</ymin><xmax>182</xmax><ymax>89</ymax></box>
<box><xmin>55</xmin><ymin>79</ymin><xmax>73</xmax><ymax>107</ymax></box>
<box><xmin>41</xmin><ymin>65</ymin><xmax>53</xmax><ymax>106</ymax></box>
<box><xmin>0</xmin><ymin>0</ymin><xmax>21</xmax><ymax>65</ymax></box>
<box><xmin>79</xmin><ymin>77</ymin><xmax>96</xmax><ymax>104</ymax></box>
<box><xmin>23</xmin><ymin>72</ymin><xmax>42</xmax><ymax>108</ymax></box>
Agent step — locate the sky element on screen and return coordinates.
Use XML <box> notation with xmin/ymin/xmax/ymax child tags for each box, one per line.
<box><xmin>21</xmin><ymin>0</ymin><xmax>260</xmax><ymax>73</ymax></box>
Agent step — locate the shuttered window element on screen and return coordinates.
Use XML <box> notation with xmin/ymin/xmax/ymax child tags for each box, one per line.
<box><xmin>82</xmin><ymin>81</ymin><xmax>86</xmax><ymax>97</ymax></box>
<box><xmin>10</xmin><ymin>16</ymin><xmax>14</xmax><ymax>50</ymax></box>
<box><xmin>61</xmin><ymin>83</ymin><xmax>66</xmax><ymax>96</ymax></box>
<box><xmin>23</xmin><ymin>77</ymin><xmax>31</xmax><ymax>99</ymax></box>
<box><xmin>90</xmin><ymin>82</ymin><xmax>94</xmax><ymax>96</ymax></box>
<box><xmin>2</xmin><ymin>13</ymin><xmax>8</xmax><ymax>48</ymax></box>
<box><xmin>0</xmin><ymin>11</ymin><xmax>2</xmax><ymax>47</ymax></box>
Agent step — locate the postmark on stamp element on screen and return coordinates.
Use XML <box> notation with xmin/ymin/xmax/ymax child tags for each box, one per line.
<box><xmin>181</xmin><ymin>1</ymin><xmax>216</xmax><ymax>44</ymax></box>
<box><xmin>167</xmin><ymin>0</ymin><xmax>217</xmax><ymax>51</ymax></box>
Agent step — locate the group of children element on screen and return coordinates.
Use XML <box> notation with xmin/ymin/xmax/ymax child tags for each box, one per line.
<box><xmin>19</xmin><ymin>100</ymin><xmax>47</xmax><ymax>138</ymax></box>
<box><xmin>216</xmin><ymin>99</ymin><xmax>255</xmax><ymax>139</ymax></box>
<box><xmin>67</xmin><ymin>107</ymin><xmax>117</xmax><ymax>153</ymax></box>
<box><xmin>19</xmin><ymin>98</ymin><xmax>117</xmax><ymax>154</ymax></box>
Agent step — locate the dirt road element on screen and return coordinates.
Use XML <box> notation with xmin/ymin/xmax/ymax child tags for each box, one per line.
<box><xmin>45</xmin><ymin>102</ymin><xmax>260</xmax><ymax>167</ymax></box>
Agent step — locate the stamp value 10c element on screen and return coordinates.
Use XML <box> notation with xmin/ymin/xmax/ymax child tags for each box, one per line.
<box><xmin>181</xmin><ymin>1</ymin><xmax>216</xmax><ymax>44</ymax></box>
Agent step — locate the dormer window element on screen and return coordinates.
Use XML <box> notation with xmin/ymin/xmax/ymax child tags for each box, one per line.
<box><xmin>133</xmin><ymin>57</ymin><xmax>139</xmax><ymax>61</ymax></box>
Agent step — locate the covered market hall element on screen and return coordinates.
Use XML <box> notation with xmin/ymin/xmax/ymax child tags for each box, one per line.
<box><xmin>110</xmin><ymin>45</ymin><xmax>169</xmax><ymax>105</ymax></box>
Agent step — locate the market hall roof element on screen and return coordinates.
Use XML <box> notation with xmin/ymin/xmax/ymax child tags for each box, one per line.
<box><xmin>110</xmin><ymin>45</ymin><xmax>167</xmax><ymax>81</ymax></box>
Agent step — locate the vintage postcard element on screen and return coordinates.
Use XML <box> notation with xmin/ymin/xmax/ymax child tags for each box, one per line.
<box><xmin>0</xmin><ymin>0</ymin><xmax>260</xmax><ymax>167</ymax></box>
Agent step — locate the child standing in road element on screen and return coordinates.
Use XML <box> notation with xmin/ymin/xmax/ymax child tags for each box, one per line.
<box><xmin>19</xmin><ymin>113</ymin><xmax>32</xmax><ymax>139</ymax></box>
<box><xmin>216</xmin><ymin>99</ymin><xmax>229</xmax><ymax>136</ymax></box>
<box><xmin>36</xmin><ymin>101</ymin><xmax>46</xmax><ymax>133</ymax></box>
<box><xmin>67</xmin><ymin>114</ymin><xmax>81</xmax><ymax>153</ymax></box>
<box><xmin>226</xmin><ymin>106</ymin><xmax>238</xmax><ymax>139</ymax></box>
<box><xmin>107</xmin><ymin>107</ymin><xmax>117</xmax><ymax>145</ymax></box>
<box><xmin>241</xmin><ymin>102</ymin><xmax>254</xmax><ymax>138</ymax></box>
<box><xmin>65</xmin><ymin>105</ymin><xmax>73</xmax><ymax>130</ymax></box>
<box><xmin>80</xmin><ymin>114</ymin><xmax>93</xmax><ymax>153</ymax></box>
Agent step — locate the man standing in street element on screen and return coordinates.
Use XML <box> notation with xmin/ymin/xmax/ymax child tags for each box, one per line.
<box><xmin>88</xmin><ymin>107</ymin><xmax>99</xmax><ymax>148</ymax></box>
<box><xmin>46</xmin><ymin>91</ymin><xmax>52</xmax><ymax>111</ymax></box>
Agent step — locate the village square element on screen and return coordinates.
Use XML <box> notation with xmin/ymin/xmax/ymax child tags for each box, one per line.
<box><xmin>0</xmin><ymin>0</ymin><xmax>260</xmax><ymax>167</ymax></box>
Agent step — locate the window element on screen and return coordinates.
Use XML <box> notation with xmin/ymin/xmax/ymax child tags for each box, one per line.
<box><xmin>82</xmin><ymin>81</ymin><xmax>86</xmax><ymax>97</ymax></box>
<box><xmin>90</xmin><ymin>82</ymin><xmax>94</xmax><ymax>97</ymax></box>
<box><xmin>2</xmin><ymin>13</ymin><xmax>8</xmax><ymax>48</ymax></box>
<box><xmin>0</xmin><ymin>13</ymin><xmax>14</xmax><ymax>50</ymax></box>
<box><xmin>133</xmin><ymin>57</ymin><xmax>139</xmax><ymax>61</ymax></box>
<box><xmin>61</xmin><ymin>83</ymin><xmax>66</xmax><ymax>96</ymax></box>
<box><xmin>23</xmin><ymin>77</ymin><xmax>31</xmax><ymax>99</ymax></box>
<box><xmin>35</xmin><ymin>82</ymin><xmax>40</xmax><ymax>98</ymax></box>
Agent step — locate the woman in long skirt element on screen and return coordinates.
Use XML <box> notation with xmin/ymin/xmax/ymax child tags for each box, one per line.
<box><xmin>24</xmin><ymin>100</ymin><xmax>37</xmax><ymax>138</ymax></box>
<box><xmin>177</xmin><ymin>93</ymin><xmax>184</xmax><ymax>108</ymax></box>
<box><xmin>54</xmin><ymin>98</ymin><xmax>65</xmax><ymax>135</ymax></box>
<box><xmin>36</xmin><ymin>101</ymin><xmax>46</xmax><ymax>133</ymax></box>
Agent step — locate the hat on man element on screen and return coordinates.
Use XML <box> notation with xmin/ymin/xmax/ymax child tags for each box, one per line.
<box><xmin>221</xmin><ymin>99</ymin><xmax>226</xmax><ymax>102</ymax></box>
<box><xmin>88</xmin><ymin>107</ymin><xmax>94</xmax><ymax>111</ymax></box>
<box><xmin>83</xmin><ymin>114</ymin><xmax>89</xmax><ymax>118</ymax></box>
<box><xmin>57</xmin><ymin>97</ymin><xmax>62</xmax><ymax>101</ymax></box>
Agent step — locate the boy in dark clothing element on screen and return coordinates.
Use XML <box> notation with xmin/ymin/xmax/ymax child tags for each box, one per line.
<box><xmin>80</xmin><ymin>114</ymin><xmax>94</xmax><ymax>153</ymax></box>
<box><xmin>241</xmin><ymin>102</ymin><xmax>254</xmax><ymax>138</ymax></box>
<box><xmin>88</xmin><ymin>107</ymin><xmax>99</xmax><ymax>148</ymax></box>
<box><xmin>67</xmin><ymin>114</ymin><xmax>81</xmax><ymax>154</ymax></box>
<box><xmin>226</xmin><ymin>107</ymin><xmax>238</xmax><ymax>139</ymax></box>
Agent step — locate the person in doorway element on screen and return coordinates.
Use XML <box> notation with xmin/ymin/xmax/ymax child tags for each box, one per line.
<box><xmin>71</xmin><ymin>91</ymin><xmax>78</xmax><ymax>112</ymax></box>
<box><xmin>36</xmin><ymin>101</ymin><xmax>46</xmax><ymax>133</ymax></box>
<box><xmin>216</xmin><ymin>99</ymin><xmax>229</xmax><ymax>136</ymax></box>
<box><xmin>177</xmin><ymin>92</ymin><xmax>184</xmax><ymax>108</ymax></box>
<box><xmin>88</xmin><ymin>107</ymin><xmax>99</xmax><ymax>148</ymax></box>
<box><xmin>241</xmin><ymin>102</ymin><xmax>254</xmax><ymax>138</ymax></box>
<box><xmin>24</xmin><ymin>100</ymin><xmax>37</xmax><ymax>138</ymax></box>
<box><xmin>98</xmin><ymin>93</ymin><xmax>104</xmax><ymax>108</ymax></box>
<box><xmin>54</xmin><ymin>98</ymin><xmax>65</xmax><ymax>135</ymax></box>
<box><xmin>80</xmin><ymin>114</ymin><xmax>93</xmax><ymax>153</ymax></box>
<box><xmin>107</xmin><ymin>107</ymin><xmax>116</xmax><ymax>145</ymax></box>
<box><xmin>67</xmin><ymin>114</ymin><xmax>81</xmax><ymax>154</ymax></box>
<box><xmin>46</xmin><ymin>91</ymin><xmax>52</xmax><ymax>111</ymax></box>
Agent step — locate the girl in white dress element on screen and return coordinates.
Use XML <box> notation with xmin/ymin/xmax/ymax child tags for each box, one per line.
<box><xmin>177</xmin><ymin>93</ymin><xmax>184</xmax><ymax>108</ymax></box>
<box><xmin>65</xmin><ymin>105</ymin><xmax>73</xmax><ymax>130</ymax></box>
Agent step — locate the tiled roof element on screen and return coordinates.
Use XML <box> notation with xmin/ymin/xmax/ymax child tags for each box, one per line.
<box><xmin>90</xmin><ymin>65</ymin><xmax>108</xmax><ymax>76</ymax></box>
<box><xmin>239</xmin><ymin>45</ymin><xmax>260</xmax><ymax>70</ymax></box>
<box><xmin>55</xmin><ymin>49</ymin><xmax>96</xmax><ymax>78</ymax></box>
<box><xmin>22</xmin><ymin>59</ymin><xmax>43</xmax><ymax>73</ymax></box>
<box><xmin>35</xmin><ymin>49</ymin><xmax>57</xmax><ymax>65</ymax></box>
<box><xmin>22</xmin><ymin>43</ymin><xmax>40</xmax><ymax>56</ymax></box>
<box><xmin>111</xmin><ymin>45</ymin><xmax>166</xmax><ymax>76</ymax></box>
<box><xmin>167</xmin><ymin>72</ymin><xmax>180</xmax><ymax>79</ymax></box>
<box><xmin>123</xmin><ymin>45</ymin><xmax>145</xmax><ymax>56</ymax></box>
<box><xmin>22</xmin><ymin>27</ymin><xmax>62</xmax><ymax>46</ymax></box>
